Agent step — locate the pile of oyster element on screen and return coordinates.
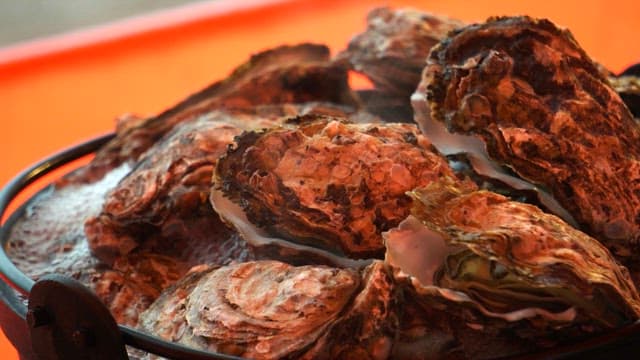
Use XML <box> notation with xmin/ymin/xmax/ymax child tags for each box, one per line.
<box><xmin>6</xmin><ymin>7</ymin><xmax>640</xmax><ymax>360</ymax></box>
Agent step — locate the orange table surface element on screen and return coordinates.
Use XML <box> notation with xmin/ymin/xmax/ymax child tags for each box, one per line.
<box><xmin>1</xmin><ymin>0</ymin><xmax>639</xmax><ymax>358</ymax></box>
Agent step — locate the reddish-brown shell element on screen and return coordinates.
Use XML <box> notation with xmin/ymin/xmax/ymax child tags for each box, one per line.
<box><xmin>63</xmin><ymin>43</ymin><xmax>359</xmax><ymax>185</ymax></box>
<box><xmin>214</xmin><ymin>116</ymin><xmax>456</xmax><ymax>259</ymax></box>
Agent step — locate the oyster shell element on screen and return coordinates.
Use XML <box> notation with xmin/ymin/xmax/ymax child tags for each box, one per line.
<box><xmin>413</xmin><ymin>16</ymin><xmax>640</xmax><ymax>260</ymax></box>
<box><xmin>10</xmin><ymin>9</ymin><xmax>640</xmax><ymax>360</ymax></box>
<box><xmin>337</xmin><ymin>7</ymin><xmax>463</xmax><ymax>97</ymax></box>
<box><xmin>337</xmin><ymin>7</ymin><xmax>462</xmax><ymax>123</ymax></box>
<box><xmin>139</xmin><ymin>260</ymin><xmax>397</xmax><ymax>359</ymax></box>
<box><xmin>3</xmin><ymin>163</ymin><xmax>190</xmax><ymax>326</ymax></box>
<box><xmin>298</xmin><ymin>260</ymin><xmax>398</xmax><ymax>359</ymax></box>
<box><xmin>64</xmin><ymin>43</ymin><xmax>359</xmax><ymax>185</ymax></box>
<box><xmin>83</xmin><ymin>101</ymin><xmax>377</xmax><ymax>266</ymax></box>
<box><xmin>84</xmin><ymin>116</ymin><xmax>247</xmax><ymax>265</ymax></box>
<box><xmin>212</xmin><ymin>116</ymin><xmax>457</xmax><ymax>261</ymax></box>
<box><xmin>82</xmin><ymin>251</ymin><xmax>187</xmax><ymax>326</ymax></box>
<box><xmin>609</xmin><ymin>74</ymin><xmax>640</xmax><ymax>118</ymax></box>
<box><xmin>384</xmin><ymin>178</ymin><xmax>640</xmax><ymax>357</ymax></box>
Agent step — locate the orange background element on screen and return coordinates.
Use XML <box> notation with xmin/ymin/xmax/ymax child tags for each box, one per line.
<box><xmin>1</xmin><ymin>0</ymin><xmax>639</xmax><ymax>358</ymax></box>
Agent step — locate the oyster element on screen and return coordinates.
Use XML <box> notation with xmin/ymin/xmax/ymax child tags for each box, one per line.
<box><xmin>64</xmin><ymin>43</ymin><xmax>359</xmax><ymax>185</ymax></box>
<box><xmin>413</xmin><ymin>16</ymin><xmax>640</xmax><ymax>260</ymax></box>
<box><xmin>337</xmin><ymin>7</ymin><xmax>463</xmax><ymax>98</ymax></box>
<box><xmin>9</xmin><ymin>8</ymin><xmax>640</xmax><ymax>360</ymax></box>
<box><xmin>212</xmin><ymin>116</ymin><xmax>457</xmax><ymax>261</ymax></box>
<box><xmin>3</xmin><ymin>163</ymin><xmax>190</xmax><ymax>326</ymax></box>
<box><xmin>139</xmin><ymin>260</ymin><xmax>397</xmax><ymax>359</ymax></box>
<box><xmin>384</xmin><ymin>178</ymin><xmax>640</xmax><ymax>358</ymax></box>
<box><xmin>81</xmin><ymin>251</ymin><xmax>188</xmax><ymax>326</ymax></box>
<box><xmin>337</xmin><ymin>7</ymin><xmax>462</xmax><ymax>122</ymax></box>
<box><xmin>83</xmin><ymin>101</ymin><xmax>378</xmax><ymax>266</ymax></box>
<box><xmin>84</xmin><ymin>116</ymin><xmax>246</xmax><ymax>265</ymax></box>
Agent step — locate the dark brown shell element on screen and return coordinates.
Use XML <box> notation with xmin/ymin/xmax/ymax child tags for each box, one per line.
<box><xmin>336</xmin><ymin>7</ymin><xmax>463</xmax><ymax>122</ymax></box>
<box><xmin>214</xmin><ymin>116</ymin><xmax>456</xmax><ymax>259</ymax></box>
<box><xmin>415</xmin><ymin>16</ymin><xmax>640</xmax><ymax>260</ymax></box>
<box><xmin>83</xmin><ymin>102</ymin><xmax>376</xmax><ymax>266</ymax></box>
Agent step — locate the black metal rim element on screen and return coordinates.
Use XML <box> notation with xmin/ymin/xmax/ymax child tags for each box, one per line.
<box><xmin>0</xmin><ymin>133</ymin><xmax>116</xmax><ymax>296</ymax></box>
<box><xmin>0</xmin><ymin>135</ymin><xmax>639</xmax><ymax>360</ymax></box>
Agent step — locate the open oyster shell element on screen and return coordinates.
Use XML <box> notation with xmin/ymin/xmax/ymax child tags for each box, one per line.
<box><xmin>212</xmin><ymin>116</ymin><xmax>457</xmax><ymax>261</ymax></box>
<box><xmin>413</xmin><ymin>16</ymin><xmax>640</xmax><ymax>261</ymax></box>
<box><xmin>139</xmin><ymin>260</ymin><xmax>397</xmax><ymax>360</ymax></box>
<box><xmin>384</xmin><ymin>178</ymin><xmax>640</xmax><ymax>357</ymax></box>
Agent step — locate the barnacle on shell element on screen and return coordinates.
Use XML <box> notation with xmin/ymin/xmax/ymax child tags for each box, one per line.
<box><xmin>212</xmin><ymin>116</ymin><xmax>458</xmax><ymax>262</ymax></box>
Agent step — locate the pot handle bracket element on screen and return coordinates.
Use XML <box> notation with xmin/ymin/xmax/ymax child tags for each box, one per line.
<box><xmin>26</xmin><ymin>274</ymin><xmax>129</xmax><ymax>360</ymax></box>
